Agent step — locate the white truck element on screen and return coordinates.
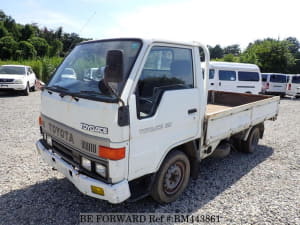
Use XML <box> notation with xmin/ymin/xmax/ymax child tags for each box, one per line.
<box><xmin>36</xmin><ymin>38</ymin><xmax>280</xmax><ymax>204</ymax></box>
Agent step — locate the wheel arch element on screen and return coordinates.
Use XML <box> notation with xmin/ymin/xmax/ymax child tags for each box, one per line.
<box><xmin>156</xmin><ymin>139</ymin><xmax>201</xmax><ymax>179</ymax></box>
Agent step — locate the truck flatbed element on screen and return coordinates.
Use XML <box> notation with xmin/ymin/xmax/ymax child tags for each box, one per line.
<box><xmin>204</xmin><ymin>91</ymin><xmax>280</xmax><ymax>146</ymax></box>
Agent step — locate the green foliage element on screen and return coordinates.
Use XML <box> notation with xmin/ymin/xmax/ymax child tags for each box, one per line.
<box><xmin>28</xmin><ymin>37</ymin><xmax>49</xmax><ymax>57</ymax></box>
<box><xmin>223</xmin><ymin>54</ymin><xmax>239</xmax><ymax>62</ymax></box>
<box><xmin>0</xmin><ymin>24</ymin><xmax>9</xmax><ymax>38</ymax></box>
<box><xmin>240</xmin><ymin>39</ymin><xmax>295</xmax><ymax>73</ymax></box>
<box><xmin>41</xmin><ymin>57</ymin><xmax>62</xmax><ymax>82</ymax></box>
<box><xmin>0</xmin><ymin>36</ymin><xmax>17</xmax><ymax>59</ymax></box>
<box><xmin>208</xmin><ymin>45</ymin><xmax>224</xmax><ymax>59</ymax></box>
<box><xmin>17</xmin><ymin>41</ymin><xmax>37</xmax><ymax>59</ymax></box>
<box><xmin>49</xmin><ymin>39</ymin><xmax>63</xmax><ymax>57</ymax></box>
<box><xmin>223</xmin><ymin>44</ymin><xmax>241</xmax><ymax>56</ymax></box>
<box><xmin>20</xmin><ymin>24</ymin><xmax>35</xmax><ymax>40</ymax></box>
<box><xmin>0</xmin><ymin>10</ymin><xmax>88</xmax><ymax>61</ymax></box>
<box><xmin>285</xmin><ymin>37</ymin><xmax>300</xmax><ymax>55</ymax></box>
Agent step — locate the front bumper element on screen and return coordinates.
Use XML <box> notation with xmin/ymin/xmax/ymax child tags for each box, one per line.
<box><xmin>0</xmin><ymin>83</ymin><xmax>26</xmax><ymax>90</ymax></box>
<box><xmin>35</xmin><ymin>140</ymin><xmax>131</xmax><ymax>204</ymax></box>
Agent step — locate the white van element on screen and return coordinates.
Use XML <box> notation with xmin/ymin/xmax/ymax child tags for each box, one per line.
<box><xmin>206</xmin><ymin>62</ymin><xmax>262</xmax><ymax>94</ymax></box>
<box><xmin>286</xmin><ymin>74</ymin><xmax>300</xmax><ymax>98</ymax></box>
<box><xmin>261</xmin><ymin>73</ymin><xmax>288</xmax><ymax>96</ymax></box>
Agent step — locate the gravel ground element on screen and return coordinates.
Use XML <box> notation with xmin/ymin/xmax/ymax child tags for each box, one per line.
<box><xmin>0</xmin><ymin>91</ymin><xmax>299</xmax><ymax>225</ymax></box>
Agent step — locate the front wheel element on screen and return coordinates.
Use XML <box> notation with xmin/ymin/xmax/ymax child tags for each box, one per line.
<box><xmin>23</xmin><ymin>83</ymin><xmax>29</xmax><ymax>96</ymax></box>
<box><xmin>31</xmin><ymin>80</ymin><xmax>36</xmax><ymax>92</ymax></box>
<box><xmin>150</xmin><ymin>150</ymin><xmax>190</xmax><ymax>203</ymax></box>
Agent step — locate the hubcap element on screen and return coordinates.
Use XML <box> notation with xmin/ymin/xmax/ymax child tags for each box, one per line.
<box><xmin>163</xmin><ymin>161</ymin><xmax>185</xmax><ymax>195</ymax></box>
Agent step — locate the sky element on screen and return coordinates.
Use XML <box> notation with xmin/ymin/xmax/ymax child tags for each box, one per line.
<box><xmin>1</xmin><ymin>0</ymin><xmax>299</xmax><ymax>49</ymax></box>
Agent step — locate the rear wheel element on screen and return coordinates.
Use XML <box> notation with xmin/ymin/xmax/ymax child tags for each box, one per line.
<box><xmin>151</xmin><ymin>150</ymin><xmax>190</xmax><ymax>203</ymax></box>
<box><xmin>241</xmin><ymin>127</ymin><xmax>260</xmax><ymax>153</ymax></box>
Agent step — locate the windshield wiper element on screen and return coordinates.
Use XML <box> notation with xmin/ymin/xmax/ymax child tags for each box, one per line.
<box><xmin>48</xmin><ymin>85</ymin><xmax>68</xmax><ymax>91</ymax></box>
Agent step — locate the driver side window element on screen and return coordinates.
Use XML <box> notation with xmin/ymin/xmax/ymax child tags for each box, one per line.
<box><xmin>136</xmin><ymin>46</ymin><xmax>194</xmax><ymax>119</ymax></box>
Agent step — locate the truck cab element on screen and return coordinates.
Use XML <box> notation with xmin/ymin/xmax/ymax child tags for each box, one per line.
<box><xmin>36</xmin><ymin>38</ymin><xmax>279</xmax><ymax>204</ymax></box>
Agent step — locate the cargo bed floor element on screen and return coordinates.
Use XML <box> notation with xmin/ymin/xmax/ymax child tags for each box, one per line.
<box><xmin>206</xmin><ymin>104</ymin><xmax>232</xmax><ymax>115</ymax></box>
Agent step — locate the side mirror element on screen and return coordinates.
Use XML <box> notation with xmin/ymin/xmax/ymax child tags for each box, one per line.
<box><xmin>104</xmin><ymin>50</ymin><xmax>124</xmax><ymax>83</ymax></box>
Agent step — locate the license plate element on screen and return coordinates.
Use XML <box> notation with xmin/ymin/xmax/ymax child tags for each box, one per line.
<box><xmin>0</xmin><ymin>84</ymin><xmax>8</xmax><ymax>87</ymax></box>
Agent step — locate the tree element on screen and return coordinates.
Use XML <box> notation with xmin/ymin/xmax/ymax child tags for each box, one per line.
<box><xmin>285</xmin><ymin>37</ymin><xmax>300</xmax><ymax>55</ymax></box>
<box><xmin>223</xmin><ymin>53</ymin><xmax>238</xmax><ymax>62</ymax></box>
<box><xmin>240</xmin><ymin>39</ymin><xmax>295</xmax><ymax>73</ymax></box>
<box><xmin>0</xmin><ymin>36</ymin><xmax>17</xmax><ymax>59</ymax></box>
<box><xmin>55</xmin><ymin>27</ymin><xmax>63</xmax><ymax>40</ymax></box>
<box><xmin>28</xmin><ymin>37</ymin><xmax>49</xmax><ymax>57</ymax></box>
<box><xmin>0</xmin><ymin>24</ymin><xmax>9</xmax><ymax>38</ymax></box>
<box><xmin>49</xmin><ymin>39</ymin><xmax>63</xmax><ymax>57</ymax></box>
<box><xmin>16</xmin><ymin>41</ymin><xmax>37</xmax><ymax>59</ymax></box>
<box><xmin>209</xmin><ymin>44</ymin><xmax>224</xmax><ymax>59</ymax></box>
<box><xmin>21</xmin><ymin>24</ymin><xmax>35</xmax><ymax>40</ymax></box>
<box><xmin>223</xmin><ymin>44</ymin><xmax>241</xmax><ymax>56</ymax></box>
<box><xmin>3</xmin><ymin>16</ymin><xmax>21</xmax><ymax>41</ymax></box>
<box><xmin>0</xmin><ymin>10</ymin><xmax>6</xmax><ymax>21</ymax></box>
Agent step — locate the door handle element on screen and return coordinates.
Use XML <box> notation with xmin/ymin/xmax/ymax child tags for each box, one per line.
<box><xmin>188</xmin><ymin>108</ymin><xmax>197</xmax><ymax>114</ymax></box>
<box><xmin>210</xmin><ymin>83</ymin><xmax>214</xmax><ymax>85</ymax></box>
<box><xmin>219</xmin><ymin>82</ymin><xmax>221</xmax><ymax>86</ymax></box>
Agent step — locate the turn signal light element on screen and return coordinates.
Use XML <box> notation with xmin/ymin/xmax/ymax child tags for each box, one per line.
<box><xmin>91</xmin><ymin>185</ymin><xmax>104</xmax><ymax>196</ymax></box>
<box><xmin>98</xmin><ymin>146</ymin><xmax>125</xmax><ymax>160</ymax></box>
<box><xmin>288</xmin><ymin>83</ymin><xmax>291</xmax><ymax>90</ymax></box>
<box><xmin>266</xmin><ymin>82</ymin><xmax>269</xmax><ymax>89</ymax></box>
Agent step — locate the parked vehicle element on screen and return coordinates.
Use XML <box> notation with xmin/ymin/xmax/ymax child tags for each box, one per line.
<box><xmin>205</xmin><ymin>62</ymin><xmax>262</xmax><ymax>94</ymax></box>
<box><xmin>35</xmin><ymin>38</ymin><xmax>280</xmax><ymax>204</ymax></box>
<box><xmin>0</xmin><ymin>65</ymin><xmax>36</xmax><ymax>95</ymax></box>
<box><xmin>84</xmin><ymin>67</ymin><xmax>104</xmax><ymax>81</ymax></box>
<box><xmin>286</xmin><ymin>74</ymin><xmax>300</xmax><ymax>98</ymax></box>
<box><xmin>261</xmin><ymin>73</ymin><xmax>288</xmax><ymax>97</ymax></box>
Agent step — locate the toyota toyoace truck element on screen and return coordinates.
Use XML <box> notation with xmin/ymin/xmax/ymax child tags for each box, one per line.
<box><xmin>36</xmin><ymin>38</ymin><xmax>280</xmax><ymax>204</ymax></box>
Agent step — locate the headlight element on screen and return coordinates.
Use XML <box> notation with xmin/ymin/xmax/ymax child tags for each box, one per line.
<box><xmin>81</xmin><ymin>157</ymin><xmax>91</xmax><ymax>171</ymax></box>
<box><xmin>14</xmin><ymin>79</ymin><xmax>23</xmax><ymax>84</ymax></box>
<box><xmin>46</xmin><ymin>135</ymin><xmax>52</xmax><ymax>147</ymax></box>
<box><xmin>95</xmin><ymin>163</ymin><xmax>106</xmax><ymax>177</ymax></box>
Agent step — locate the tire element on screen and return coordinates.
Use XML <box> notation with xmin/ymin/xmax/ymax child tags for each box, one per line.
<box><xmin>23</xmin><ymin>83</ymin><xmax>29</xmax><ymax>96</ymax></box>
<box><xmin>150</xmin><ymin>150</ymin><xmax>190</xmax><ymax>203</ymax></box>
<box><xmin>241</xmin><ymin>127</ymin><xmax>260</xmax><ymax>153</ymax></box>
<box><xmin>30</xmin><ymin>81</ymin><xmax>36</xmax><ymax>92</ymax></box>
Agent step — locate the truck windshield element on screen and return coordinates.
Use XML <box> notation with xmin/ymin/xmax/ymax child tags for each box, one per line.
<box><xmin>292</xmin><ymin>76</ymin><xmax>300</xmax><ymax>83</ymax></box>
<box><xmin>47</xmin><ymin>39</ymin><xmax>142</xmax><ymax>100</ymax></box>
<box><xmin>270</xmin><ymin>74</ymin><xmax>286</xmax><ymax>83</ymax></box>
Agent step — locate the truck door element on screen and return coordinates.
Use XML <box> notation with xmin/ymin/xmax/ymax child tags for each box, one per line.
<box><xmin>218</xmin><ymin>70</ymin><xmax>237</xmax><ymax>92</ymax></box>
<box><xmin>128</xmin><ymin>45</ymin><xmax>201</xmax><ymax>180</ymax></box>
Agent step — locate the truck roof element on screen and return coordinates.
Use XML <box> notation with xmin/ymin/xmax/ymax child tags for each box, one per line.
<box><xmin>207</xmin><ymin>61</ymin><xmax>260</xmax><ymax>71</ymax></box>
<box><xmin>80</xmin><ymin>37</ymin><xmax>202</xmax><ymax>48</ymax></box>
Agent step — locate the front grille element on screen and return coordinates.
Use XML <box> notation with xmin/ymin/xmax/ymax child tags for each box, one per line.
<box><xmin>0</xmin><ymin>78</ymin><xmax>14</xmax><ymax>83</ymax></box>
<box><xmin>52</xmin><ymin>140</ymin><xmax>80</xmax><ymax>164</ymax></box>
<box><xmin>49</xmin><ymin>138</ymin><xmax>110</xmax><ymax>183</ymax></box>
